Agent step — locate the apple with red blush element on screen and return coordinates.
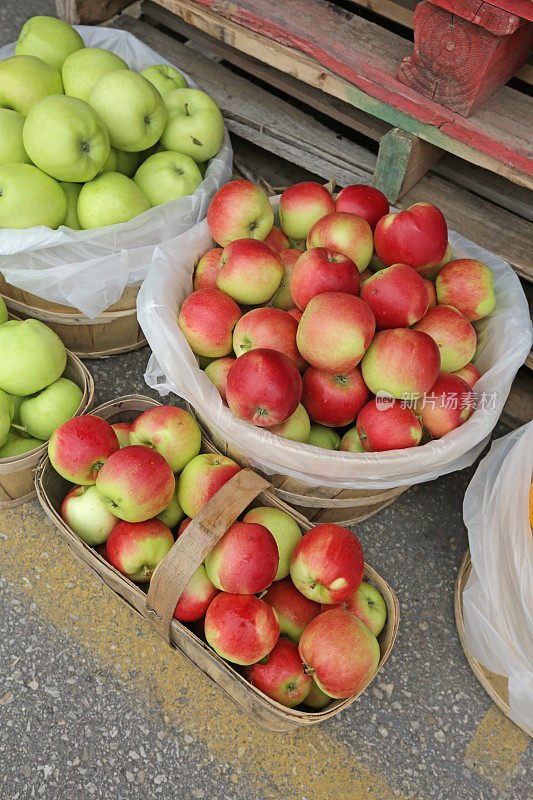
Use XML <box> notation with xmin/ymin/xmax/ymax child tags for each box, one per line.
<box><xmin>216</xmin><ymin>239</ymin><xmax>283</xmax><ymax>305</ymax></box>
<box><xmin>129</xmin><ymin>405</ymin><xmax>201</xmax><ymax>473</ymax></box>
<box><xmin>413</xmin><ymin>305</ymin><xmax>477</xmax><ymax>372</ymax></box>
<box><xmin>435</xmin><ymin>258</ymin><xmax>496</xmax><ymax>321</ymax></box>
<box><xmin>361</xmin><ymin>329</ymin><xmax>440</xmax><ymax>399</ymax></box>
<box><xmin>414</xmin><ymin>372</ymin><xmax>476</xmax><ymax>438</ymax></box>
<box><xmin>269</xmin><ymin>248</ymin><xmax>300</xmax><ymax>311</ymax></box>
<box><xmin>359</xmin><ymin>263</ymin><xmax>428</xmax><ymax>329</ymax></box>
<box><xmin>374</xmin><ymin>203</ymin><xmax>447</xmax><ymax>274</ymax></box>
<box><xmin>267</xmin><ymin>403</ymin><xmax>311</xmax><ymax>443</ymax></box>
<box><xmin>264</xmin><ymin>225</ymin><xmax>290</xmax><ymax>252</ymax></box>
<box><xmin>177</xmin><ymin>452</ymin><xmax>241</xmax><ymax>517</ymax></box>
<box><xmin>106</xmin><ymin>518</ymin><xmax>174</xmax><ymax>582</ymax></box>
<box><xmin>204</xmin><ymin>592</ymin><xmax>280</xmax><ymax>665</ymax></box>
<box><xmin>204</xmin><ymin>356</ymin><xmax>235</xmax><ymax>404</ymax></box>
<box><xmin>261</xmin><ymin>577</ymin><xmax>320</xmax><ymax>643</ymax></box>
<box><xmin>193</xmin><ymin>247</ymin><xmax>223</xmax><ymax>291</ymax></box>
<box><xmin>245</xmin><ymin>637</ymin><xmax>312</xmax><ymax>708</ymax></box>
<box><xmin>356</xmin><ymin>397</ymin><xmax>422</xmax><ymax>452</ymax></box>
<box><xmin>279</xmin><ymin>181</ymin><xmax>335</xmax><ymax>243</ymax></box>
<box><xmin>326</xmin><ymin>581</ymin><xmax>387</xmax><ymax>637</ymax></box>
<box><xmin>48</xmin><ymin>415</ymin><xmax>119</xmax><ymax>484</ymax></box>
<box><xmin>174</xmin><ymin>565</ymin><xmax>219</xmax><ymax>622</ymax></box>
<box><xmin>302</xmin><ymin>365</ymin><xmax>369</xmax><ymax>427</ymax></box>
<box><xmin>207</xmin><ymin>180</ymin><xmax>274</xmax><ymax>246</ymax></box>
<box><xmin>178</xmin><ymin>288</ymin><xmax>241</xmax><ymax>358</ymax></box>
<box><xmin>335</xmin><ymin>184</ymin><xmax>389</xmax><ymax>231</ymax></box>
<box><xmin>205</xmin><ymin>521</ymin><xmax>279</xmax><ymax>594</ymax></box>
<box><xmin>453</xmin><ymin>362</ymin><xmax>481</xmax><ymax>388</ymax></box>
<box><xmin>232</xmin><ymin>307</ymin><xmax>305</xmax><ymax>369</ymax></box>
<box><xmin>307</xmin><ymin>212</ymin><xmax>373</xmax><ymax>272</ymax></box>
<box><xmin>290</xmin><ymin>247</ymin><xmax>360</xmax><ymax>310</ymax></box>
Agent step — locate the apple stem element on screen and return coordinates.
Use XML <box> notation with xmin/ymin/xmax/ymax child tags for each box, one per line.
<box><xmin>10</xmin><ymin>423</ymin><xmax>28</xmax><ymax>434</ymax></box>
<box><xmin>302</xmin><ymin>664</ymin><xmax>315</xmax><ymax>676</ymax></box>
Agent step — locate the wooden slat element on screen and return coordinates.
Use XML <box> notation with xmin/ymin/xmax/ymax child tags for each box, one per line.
<box><xmin>374</xmin><ymin>126</ymin><xmax>442</xmax><ymax>201</ymax></box>
<box><xmin>55</xmin><ymin>0</ymin><xmax>135</xmax><ymax>23</ymax></box>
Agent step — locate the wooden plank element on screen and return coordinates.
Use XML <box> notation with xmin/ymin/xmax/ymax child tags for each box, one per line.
<box><xmin>343</xmin><ymin>0</ymin><xmax>416</xmax><ymax>28</ymax></box>
<box><xmin>55</xmin><ymin>0</ymin><xmax>135</xmax><ymax>24</ymax></box>
<box><xmin>432</xmin><ymin>0</ymin><xmax>533</xmax><ymax>32</ymax></box>
<box><xmin>374</xmin><ymin>127</ymin><xmax>442</xmax><ymax>201</ymax></box>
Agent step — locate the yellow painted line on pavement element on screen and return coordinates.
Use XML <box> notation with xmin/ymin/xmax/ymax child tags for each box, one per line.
<box><xmin>0</xmin><ymin>503</ymin><xmax>417</xmax><ymax>800</ymax></box>
<box><xmin>464</xmin><ymin>705</ymin><xmax>530</xmax><ymax>791</ymax></box>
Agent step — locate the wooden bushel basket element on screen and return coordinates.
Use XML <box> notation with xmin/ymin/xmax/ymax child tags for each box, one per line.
<box><xmin>35</xmin><ymin>394</ymin><xmax>399</xmax><ymax>731</ymax></box>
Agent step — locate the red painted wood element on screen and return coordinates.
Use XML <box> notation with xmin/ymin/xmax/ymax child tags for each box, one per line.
<box><xmin>430</xmin><ymin>0</ymin><xmax>530</xmax><ymax>35</ymax></box>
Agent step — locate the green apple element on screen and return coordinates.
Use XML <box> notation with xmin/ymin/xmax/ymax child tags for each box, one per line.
<box><xmin>140</xmin><ymin>64</ymin><xmax>187</xmax><ymax>97</ymax></box>
<box><xmin>0</xmin><ymin>429</ymin><xmax>43</xmax><ymax>458</ymax></box>
<box><xmin>133</xmin><ymin>150</ymin><xmax>202</xmax><ymax>206</ymax></box>
<box><xmin>59</xmin><ymin>182</ymin><xmax>82</xmax><ymax>229</ymax></box>
<box><xmin>308</xmin><ymin>425</ymin><xmax>341</xmax><ymax>450</ymax></box>
<box><xmin>0</xmin><ymin>163</ymin><xmax>66</xmax><ymax>229</ymax></box>
<box><xmin>90</xmin><ymin>70</ymin><xmax>166</xmax><ymax>152</ymax></box>
<box><xmin>16</xmin><ymin>16</ymin><xmax>84</xmax><ymax>71</ymax></box>
<box><xmin>61</xmin><ymin>484</ymin><xmax>118</xmax><ymax>545</ymax></box>
<box><xmin>115</xmin><ymin>149</ymin><xmax>141</xmax><ymax>178</ymax></box>
<box><xmin>0</xmin><ymin>297</ymin><xmax>7</xmax><ymax>325</ymax></box>
<box><xmin>62</xmin><ymin>47</ymin><xmax>128</xmax><ymax>103</ymax></box>
<box><xmin>0</xmin><ymin>319</ymin><xmax>67</xmax><ymax>395</ymax></box>
<box><xmin>23</xmin><ymin>95</ymin><xmax>110</xmax><ymax>182</ymax></box>
<box><xmin>156</xmin><ymin>486</ymin><xmax>185</xmax><ymax>528</ymax></box>
<box><xmin>0</xmin><ymin>109</ymin><xmax>30</xmax><ymax>165</ymax></box>
<box><xmin>101</xmin><ymin>147</ymin><xmax>119</xmax><ymax>173</ymax></box>
<box><xmin>0</xmin><ymin>55</ymin><xmax>63</xmax><ymax>116</ymax></box>
<box><xmin>0</xmin><ymin>389</ymin><xmax>15</xmax><ymax>447</ymax></box>
<box><xmin>77</xmin><ymin>171</ymin><xmax>150</xmax><ymax>229</ymax></box>
<box><xmin>19</xmin><ymin>377</ymin><xmax>82</xmax><ymax>440</ymax></box>
<box><xmin>160</xmin><ymin>88</ymin><xmax>224</xmax><ymax>162</ymax></box>
<box><xmin>7</xmin><ymin>393</ymin><xmax>26</xmax><ymax>424</ymax></box>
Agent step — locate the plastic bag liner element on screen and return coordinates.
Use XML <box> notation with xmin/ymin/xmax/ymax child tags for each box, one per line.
<box><xmin>462</xmin><ymin>423</ymin><xmax>533</xmax><ymax>732</ymax></box>
<box><xmin>138</xmin><ymin>195</ymin><xmax>532</xmax><ymax>490</ymax></box>
<box><xmin>0</xmin><ymin>26</ymin><xmax>233</xmax><ymax>318</ymax></box>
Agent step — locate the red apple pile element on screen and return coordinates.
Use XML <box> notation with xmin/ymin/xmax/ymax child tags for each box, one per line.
<box><xmin>182</xmin><ymin>180</ymin><xmax>497</xmax><ymax>451</ymax></box>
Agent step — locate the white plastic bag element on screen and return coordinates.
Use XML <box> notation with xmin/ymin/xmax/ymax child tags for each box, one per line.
<box><xmin>462</xmin><ymin>423</ymin><xmax>533</xmax><ymax>732</ymax></box>
<box><xmin>137</xmin><ymin>196</ymin><xmax>532</xmax><ymax>490</ymax></box>
<box><xmin>0</xmin><ymin>26</ymin><xmax>233</xmax><ymax>318</ymax></box>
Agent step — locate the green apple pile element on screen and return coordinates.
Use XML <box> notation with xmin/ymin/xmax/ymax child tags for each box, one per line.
<box><xmin>0</xmin><ymin>15</ymin><xmax>225</xmax><ymax>230</ymax></box>
<box><xmin>0</xmin><ymin>298</ymin><xmax>83</xmax><ymax>458</ymax></box>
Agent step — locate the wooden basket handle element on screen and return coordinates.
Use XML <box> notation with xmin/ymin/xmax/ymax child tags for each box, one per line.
<box><xmin>145</xmin><ymin>468</ymin><xmax>271</xmax><ymax>642</ymax></box>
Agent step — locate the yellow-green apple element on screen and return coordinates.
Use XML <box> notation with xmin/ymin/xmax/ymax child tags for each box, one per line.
<box><xmin>268</xmin><ymin>248</ymin><xmax>299</xmax><ymax>310</ymax></box>
<box><xmin>261</xmin><ymin>577</ymin><xmax>320</xmax><ymax>642</ymax></box>
<box><xmin>245</xmin><ymin>637</ymin><xmax>312</xmax><ymax>707</ymax></box>
<box><xmin>302</xmin><ymin>365</ymin><xmax>369</xmax><ymax>427</ymax></box>
<box><xmin>356</xmin><ymin>397</ymin><xmax>422</xmax><ymax>451</ymax></box>
<box><xmin>19</xmin><ymin>377</ymin><xmax>82</xmax><ymax>440</ymax></box>
<box><xmin>307</xmin><ymin>212</ymin><xmax>373</xmax><ymax>272</ymax></box>
<box><xmin>61</xmin><ymin>484</ymin><xmax>118</xmax><ymax>545</ymax></box>
<box><xmin>361</xmin><ymin>329</ymin><xmax>441</xmax><ymax>399</ymax></box>
<box><xmin>217</xmin><ymin>239</ymin><xmax>283</xmax><ymax>305</ymax></box>
<box><xmin>296</xmin><ymin>292</ymin><xmax>376</xmax><ymax>373</ymax></box>
<box><xmin>226</xmin><ymin>348</ymin><xmax>302</xmax><ymax>427</ymax></box>
<box><xmin>207</xmin><ymin>180</ymin><xmax>274</xmax><ymax>246</ymax></box>
<box><xmin>0</xmin><ymin>390</ymin><xmax>14</xmax><ymax>447</ymax></box>
<box><xmin>299</xmin><ymin>608</ymin><xmax>380</xmax><ymax>698</ymax></box>
<box><xmin>264</xmin><ymin>225</ymin><xmax>290</xmax><ymax>252</ymax></box>
<box><xmin>290</xmin><ymin>247</ymin><xmax>360</xmax><ymax>310</ymax></box>
<box><xmin>96</xmin><ymin>445</ymin><xmax>175</xmax><ymax>522</ymax></box>
<box><xmin>0</xmin><ymin>319</ymin><xmax>66</xmax><ymax>395</ymax></box>
<box><xmin>0</xmin><ymin>109</ymin><xmax>29</xmax><ymax>165</ymax></box>
<box><xmin>161</xmin><ymin>88</ymin><xmax>223</xmax><ymax>161</ymax></box>
<box><xmin>290</xmin><ymin>523</ymin><xmax>364</xmax><ymax>604</ymax></box>
<box><xmin>424</xmin><ymin>278</ymin><xmax>437</xmax><ymax>309</ymax></box>
<box><xmin>435</xmin><ymin>259</ymin><xmax>496</xmax><ymax>321</ymax></box>
<box><xmin>23</xmin><ymin>94</ymin><xmax>110</xmax><ymax>182</ymax></box>
<box><xmin>308</xmin><ymin>425</ymin><xmax>341</xmax><ymax>450</ymax></box>
<box><xmin>287</xmin><ymin>307</ymin><xmax>303</xmax><ymax>323</ymax></box>
<box><xmin>90</xmin><ymin>70</ymin><xmax>166</xmax><ymax>151</ymax></box>
<box><xmin>141</xmin><ymin>64</ymin><xmax>188</xmax><ymax>97</ymax></box>
<box><xmin>156</xmin><ymin>485</ymin><xmax>185</xmax><ymax>528</ymax></box>
<box><xmin>204</xmin><ymin>592</ymin><xmax>280</xmax><ymax>665</ymax></box>
<box><xmin>129</xmin><ymin>405</ymin><xmax>201</xmax><ymax>473</ymax></box>
<box><xmin>0</xmin><ymin>163</ymin><xmax>66</xmax><ymax>229</ymax></box>
<box><xmin>16</xmin><ymin>16</ymin><xmax>83</xmax><ymax>71</ymax></box>
<box><xmin>374</xmin><ymin>203</ymin><xmax>448</xmax><ymax>273</ymax></box>
<box><xmin>60</xmin><ymin>181</ymin><xmax>81</xmax><ymax>228</ymax></box>
<box><xmin>176</xmin><ymin>453</ymin><xmax>241</xmax><ymax>517</ymax></box>
<box><xmin>205</xmin><ymin>521</ymin><xmax>279</xmax><ymax>593</ymax></box>
<box><xmin>106</xmin><ymin>518</ymin><xmax>174</xmax><ymax>582</ymax></box>
<box><xmin>77</xmin><ymin>172</ymin><xmax>150</xmax><ymax>229</ymax></box>
<box><xmin>233</xmin><ymin>307</ymin><xmax>304</xmax><ymax>369</ymax></box>
<box><xmin>0</xmin><ymin>298</ymin><xmax>7</xmax><ymax>325</ymax></box>
<box><xmin>0</xmin><ymin>430</ymin><xmax>43</xmax><ymax>458</ymax></box>
<box><xmin>204</xmin><ymin>356</ymin><xmax>235</xmax><ymax>404</ymax></box>
<box><xmin>369</xmin><ymin>250</ymin><xmax>385</xmax><ymax>272</ymax></box>
<box><xmin>243</xmin><ymin>507</ymin><xmax>302</xmax><ymax>581</ymax></box>
<box><xmin>7</xmin><ymin>393</ymin><xmax>24</xmax><ymax>424</ymax></box>
<box><xmin>453</xmin><ymin>362</ymin><xmax>481</xmax><ymax>388</ymax></box>
<box><xmin>114</xmin><ymin>149</ymin><xmax>141</xmax><ymax>178</ymax></box>
<box><xmin>178</xmin><ymin>288</ymin><xmax>241</xmax><ymax>358</ymax></box>
<box><xmin>413</xmin><ymin>305</ymin><xmax>477</xmax><ymax>372</ymax></box>
<box><xmin>340</xmin><ymin>427</ymin><xmax>365</xmax><ymax>452</ymax></box>
<box><xmin>267</xmin><ymin>403</ymin><xmax>310</xmax><ymax>443</ymax></box>
<box><xmin>193</xmin><ymin>248</ymin><xmax>223</xmax><ymax>291</ymax></box>
<box><xmin>335</xmin><ymin>184</ymin><xmax>389</xmax><ymax>231</ymax></box>
<box><xmin>112</xmin><ymin>422</ymin><xmax>132</xmax><ymax>448</ymax></box>
<box><xmin>48</xmin><ymin>415</ymin><xmax>119</xmax><ymax>484</ymax></box>
<box><xmin>62</xmin><ymin>47</ymin><xmax>128</xmax><ymax>103</ymax></box>
<box><xmin>327</xmin><ymin>581</ymin><xmax>387</xmax><ymax>636</ymax></box>
<box><xmin>102</xmin><ymin>147</ymin><xmax>119</xmax><ymax>173</ymax></box>
<box><xmin>173</xmin><ymin>565</ymin><xmax>218</xmax><ymax>622</ymax></box>
<box><xmin>359</xmin><ymin>263</ymin><xmax>428</xmax><ymax>329</ymax></box>
<box><xmin>0</xmin><ymin>55</ymin><xmax>63</xmax><ymax>116</ymax></box>
<box><xmin>134</xmin><ymin>151</ymin><xmax>202</xmax><ymax>206</ymax></box>
<box><xmin>304</xmin><ymin>680</ymin><xmax>331</xmax><ymax>709</ymax></box>
<box><xmin>414</xmin><ymin>372</ymin><xmax>475</xmax><ymax>438</ymax></box>
<box><xmin>279</xmin><ymin>182</ymin><xmax>335</xmax><ymax>243</ymax></box>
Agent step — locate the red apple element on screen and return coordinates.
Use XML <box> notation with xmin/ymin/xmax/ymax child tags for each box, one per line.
<box><xmin>335</xmin><ymin>184</ymin><xmax>389</xmax><ymax>231</ymax></box>
<box><xmin>267</xmin><ymin>403</ymin><xmax>311</xmax><ymax>443</ymax></box>
<box><xmin>279</xmin><ymin>181</ymin><xmax>335</xmax><ymax>242</ymax></box>
<box><xmin>453</xmin><ymin>362</ymin><xmax>481</xmax><ymax>388</ymax></box>
<box><xmin>326</xmin><ymin>581</ymin><xmax>387</xmax><ymax>636</ymax></box>
<box><xmin>48</xmin><ymin>415</ymin><xmax>119</xmax><ymax>484</ymax></box>
<box><xmin>414</xmin><ymin>372</ymin><xmax>476</xmax><ymax>438</ymax></box>
<box><xmin>245</xmin><ymin>637</ymin><xmax>312</xmax><ymax>707</ymax></box>
<box><xmin>106</xmin><ymin>518</ymin><xmax>174</xmax><ymax>582</ymax></box>
<box><xmin>178</xmin><ymin>288</ymin><xmax>241</xmax><ymax>358</ymax></box>
<box><xmin>173</xmin><ymin>565</ymin><xmax>219</xmax><ymax>622</ymax></box>
<box><xmin>232</xmin><ymin>307</ymin><xmax>305</xmax><ymax>369</ymax></box>
<box><xmin>193</xmin><ymin>247</ymin><xmax>223</xmax><ymax>291</ymax></box>
<box><xmin>112</xmin><ymin>422</ymin><xmax>132</xmax><ymax>449</ymax></box>
<box><xmin>262</xmin><ymin>577</ymin><xmax>320</xmax><ymax>643</ymax></box>
<box><xmin>359</xmin><ymin>263</ymin><xmax>428</xmax><ymax>329</ymax></box>
<box><xmin>269</xmin><ymin>248</ymin><xmax>300</xmax><ymax>311</ymax></box>
<box><xmin>207</xmin><ymin>180</ymin><xmax>274</xmax><ymax>246</ymax></box>
<box><xmin>204</xmin><ymin>592</ymin><xmax>280</xmax><ymax>665</ymax></box>
<box><xmin>243</xmin><ymin>507</ymin><xmax>302</xmax><ymax>581</ymax></box>
<box><xmin>290</xmin><ymin>523</ymin><xmax>364</xmax><ymax>604</ymax></box>
<box><xmin>374</xmin><ymin>203</ymin><xmax>447</xmax><ymax>273</ymax></box>
<box><xmin>226</xmin><ymin>348</ymin><xmax>302</xmax><ymax>427</ymax></box>
<box><xmin>177</xmin><ymin>516</ymin><xmax>192</xmax><ymax>536</ymax></box>
<box><xmin>299</xmin><ymin>608</ymin><xmax>380</xmax><ymax>698</ymax></box>
<box><xmin>61</xmin><ymin>484</ymin><xmax>118</xmax><ymax>545</ymax></box>
<box><xmin>302</xmin><ymin>366</ymin><xmax>369</xmax><ymax>427</ymax></box>
<box><xmin>413</xmin><ymin>305</ymin><xmax>477</xmax><ymax>372</ymax></box>
<box><xmin>204</xmin><ymin>356</ymin><xmax>235</xmax><ymax>404</ymax></box>
<box><xmin>287</xmin><ymin>307</ymin><xmax>303</xmax><ymax>323</ymax></box>
<box><xmin>177</xmin><ymin>453</ymin><xmax>241</xmax><ymax>517</ymax></box>
<box><xmin>435</xmin><ymin>258</ymin><xmax>496</xmax><ymax>321</ymax></box>
<box><xmin>290</xmin><ymin>247</ymin><xmax>360</xmax><ymax>310</ymax></box>
<box><xmin>339</xmin><ymin>427</ymin><xmax>365</xmax><ymax>453</ymax></box>
<box><xmin>205</xmin><ymin>521</ymin><xmax>279</xmax><ymax>594</ymax></box>
<box><xmin>307</xmin><ymin>212</ymin><xmax>373</xmax><ymax>271</ymax></box>
<box><xmin>424</xmin><ymin>278</ymin><xmax>437</xmax><ymax>309</ymax></box>
<box><xmin>356</xmin><ymin>397</ymin><xmax>422</xmax><ymax>451</ymax></box>
<box><xmin>264</xmin><ymin>225</ymin><xmax>290</xmax><ymax>252</ymax></box>
<box><xmin>361</xmin><ymin>329</ymin><xmax>441</xmax><ymax>399</ymax></box>
<box><xmin>129</xmin><ymin>405</ymin><xmax>201</xmax><ymax>473</ymax></box>
<box><xmin>297</xmin><ymin>292</ymin><xmax>375</xmax><ymax>373</ymax></box>
<box><xmin>216</xmin><ymin>238</ymin><xmax>283</xmax><ymax>305</ymax></box>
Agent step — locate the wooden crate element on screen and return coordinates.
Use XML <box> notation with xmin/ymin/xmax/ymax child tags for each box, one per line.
<box><xmin>35</xmin><ymin>394</ymin><xmax>399</xmax><ymax>731</ymax></box>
